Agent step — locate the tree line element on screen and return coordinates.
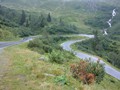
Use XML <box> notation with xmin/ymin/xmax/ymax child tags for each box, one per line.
<box><xmin>0</xmin><ymin>5</ymin><xmax>79</xmax><ymax>38</ymax></box>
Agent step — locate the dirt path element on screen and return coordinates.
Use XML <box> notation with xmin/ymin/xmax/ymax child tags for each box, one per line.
<box><xmin>0</xmin><ymin>49</ymin><xmax>10</xmax><ymax>89</ymax></box>
<box><xmin>0</xmin><ymin>37</ymin><xmax>33</xmax><ymax>79</ymax></box>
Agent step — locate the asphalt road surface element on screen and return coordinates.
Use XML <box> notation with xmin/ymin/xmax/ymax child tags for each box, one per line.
<box><xmin>0</xmin><ymin>37</ymin><xmax>33</xmax><ymax>49</ymax></box>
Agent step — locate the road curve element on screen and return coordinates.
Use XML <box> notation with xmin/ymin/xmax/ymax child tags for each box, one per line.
<box><xmin>0</xmin><ymin>37</ymin><xmax>33</xmax><ymax>49</ymax></box>
<box><xmin>61</xmin><ymin>34</ymin><xmax>120</xmax><ymax>80</ymax></box>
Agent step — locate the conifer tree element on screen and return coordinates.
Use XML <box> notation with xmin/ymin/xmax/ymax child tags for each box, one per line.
<box><xmin>20</xmin><ymin>10</ymin><xmax>26</xmax><ymax>25</ymax></box>
<box><xmin>47</xmin><ymin>13</ymin><xmax>52</xmax><ymax>22</ymax></box>
<box><xmin>40</xmin><ymin>15</ymin><xmax>47</xmax><ymax>27</ymax></box>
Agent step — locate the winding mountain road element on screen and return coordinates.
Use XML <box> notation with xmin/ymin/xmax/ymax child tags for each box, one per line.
<box><xmin>61</xmin><ymin>34</ymin><xmax>120</xmax><ymax>80</ymax></box>
<box><xmin>0</xmin><ymin>35</ymin><xmax>120</xmax><ymax>80</ymax></box>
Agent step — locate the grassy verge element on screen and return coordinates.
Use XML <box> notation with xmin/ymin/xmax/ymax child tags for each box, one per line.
<box><xmin>0</xmin><ymin>42</ymin><xmax>120</xmax><ymax>90</ymax></box>
<box><xmin>0</xmin><ymin>37</ymin><xmax>21</xmax><ymax>42</ymax></box>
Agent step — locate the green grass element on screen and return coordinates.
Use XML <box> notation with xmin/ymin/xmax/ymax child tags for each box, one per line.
<box><xmin>0</xmin><ymin>37</ymin><xmax>21</xmax><ymax>41</ymax></box>
<box><xmin>0</xmin><ymin>28</ymin><xmax>20</xmax><ymax>41</ymax></box>
<box><xmin>0</xmin><ymin>42</ymin><xmax>120</xmax><ymax>90</ymax></box>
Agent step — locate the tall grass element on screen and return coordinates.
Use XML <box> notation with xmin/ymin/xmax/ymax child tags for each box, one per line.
<box><xmin>0</xmin><ymin>43</ymin><xmax>119</xmax><ymax>90</ymax></box>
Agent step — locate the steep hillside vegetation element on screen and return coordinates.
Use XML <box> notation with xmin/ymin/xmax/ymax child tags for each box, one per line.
<box><xmin>0</xmin><ymin>5</ymin><xmax>80</xmax><ymax>40</ymax></box>
<box><xmin>0</xmin><ymin>0</ymin><xmax>101</xmax><ymax>34</ymax></box>
<box><xmin>1</xmin><ymin>0</ymin><xmax>120</xmax><ymax>34</ymax></box>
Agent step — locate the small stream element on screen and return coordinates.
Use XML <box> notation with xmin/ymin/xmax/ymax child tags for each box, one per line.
<box><xmin>104</xmin><ymin>9</ymin><xmax>117</xmax><ymax>35</ymax></box>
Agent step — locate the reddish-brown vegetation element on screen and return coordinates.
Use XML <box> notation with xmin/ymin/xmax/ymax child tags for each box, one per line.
<box><xmin>70</xmin><ymin>60</ymin><xmax>104</xmax><ymax>84</ymax></box>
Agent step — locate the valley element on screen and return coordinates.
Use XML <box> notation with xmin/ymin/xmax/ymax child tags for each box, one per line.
<box><xmin>0</xmin><ymin>0</ymin><xmax>120</xmax><ymax>90</ymax></box>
